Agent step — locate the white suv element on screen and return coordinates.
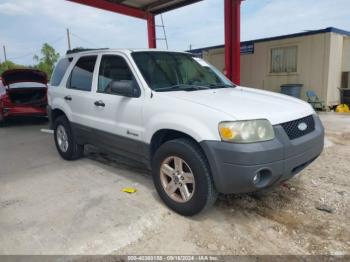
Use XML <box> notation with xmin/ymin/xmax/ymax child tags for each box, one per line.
<box><xmin>48</xmin><ymin>49</ymin><xmax>324</xmax><ymax>216</ymax></box>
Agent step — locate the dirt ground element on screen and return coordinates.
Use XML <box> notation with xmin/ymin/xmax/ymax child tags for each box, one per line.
<box><xmin>116</xmin><ymin>113</ymin><xmax>350</xmax><ymax>255</ymax></box>
<box><xmin>0</xmin><ymin>113</ymin><xmax>349</xmax><ymax>255</ymax></box>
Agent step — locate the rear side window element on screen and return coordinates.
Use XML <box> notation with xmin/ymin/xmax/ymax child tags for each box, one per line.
<box><xmin>51</xmin><ymin>58</ymin><xmax>71</xmax><ymax>86</ymax></box>
<box><xmin>98</xmin><ymin>55</ymin><xmax>133</xmax><ymax>93</ymax></box>
<box><xmin>68</xmin><ymin>56</ymin><xmax>97</xmax><ymax>91</ymax></box>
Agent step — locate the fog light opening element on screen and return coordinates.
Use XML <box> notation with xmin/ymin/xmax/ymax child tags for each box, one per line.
<box><xmin>253</xmin><ymin>169</ymin><xmax>272</xmax><ymax>187</ymax></box>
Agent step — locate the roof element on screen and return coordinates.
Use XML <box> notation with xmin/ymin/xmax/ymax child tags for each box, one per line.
<box><xmin>188</xmin><ymin>27</ymin><xmax>350</xmax><ymax>54</ymax></box>
<box><xmin>106</xmin><ymin>0</ymin><xmax>203</xmax><ymax>14</ymax></box>
<box><xmin>68</xmin><ymin>0</ymin><xmax>203</xmax><ymax>17</ymax></box>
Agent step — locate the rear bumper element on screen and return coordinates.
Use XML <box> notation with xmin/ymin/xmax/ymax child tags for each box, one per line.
<box><xmin>2</xmin><ymin>105</ymin><xmax>47</xmax><ymax>118</ymax></box>
<box><xmin>200</xmin><ymin>115</ymin><xmax>324</xmax><ymax>194</ymax></box>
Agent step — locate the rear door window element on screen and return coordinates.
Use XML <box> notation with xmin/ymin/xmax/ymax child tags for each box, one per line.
<box><xmin>51</xmin><ymin>58</ymin><xmax>72</xmax><ymax>86</ymax></box>
<box><xmin>67</xmin><ymin>56</ymin><xmax>97</xmax><ymax>91</ymax></box>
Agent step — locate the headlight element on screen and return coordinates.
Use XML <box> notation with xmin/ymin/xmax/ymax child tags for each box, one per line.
<box><xmin>219</xmin><ymin>119</ymin><xmax>275</xmax><ymax>143</ymax></box>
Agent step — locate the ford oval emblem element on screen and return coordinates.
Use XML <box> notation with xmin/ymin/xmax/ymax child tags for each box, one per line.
<box><xmin>298</xmin><ymin>122</ymin><xmax>308</xmax><ymax>131</ymax></box>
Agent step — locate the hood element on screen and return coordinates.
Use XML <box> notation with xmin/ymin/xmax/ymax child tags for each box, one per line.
<box><xmin>1</xmin><ymin>69</ymin><xmax>48</xmax><ymax>86</ymax></box>
<box><xmin>160</xmin><ymin>86</ymin><xmax>315</xmax><ymax>125</ymax></box>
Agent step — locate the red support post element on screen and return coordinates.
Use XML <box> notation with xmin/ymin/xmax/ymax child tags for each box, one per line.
<box><xmin>224</xmin><ymin>0</ymin><xmax>241</xmax><ymax>84</ymax></box>
<box><xmin>147</xmin><ymin>14</ymin><xmax>157</xmax><ymax>48</ymax></box>
<box><xmin>224</xmin><ymin>0</ymin><xmax>232</xmax><ymax>81</ymax></box>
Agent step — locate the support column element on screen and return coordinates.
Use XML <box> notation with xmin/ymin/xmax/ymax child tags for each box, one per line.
<box><xmin>147</xmin><ymin>14</ymin><xmax>156</xmax><ymax>48</ymax></box>
<box><xmin>224</xmin><ymin>0</ymin><xmax>241</xmax><ymax>84</ymax></box>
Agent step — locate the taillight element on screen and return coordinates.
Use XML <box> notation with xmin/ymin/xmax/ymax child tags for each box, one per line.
<box><xmin>1</xmin><ymin>92</ymin><xmax>10</xmax><ymax>105</ymax></box>
<box><xmin>45</xmin><ymin>87</ymin><xmax>48</xmax><ymax>102</ymax></box>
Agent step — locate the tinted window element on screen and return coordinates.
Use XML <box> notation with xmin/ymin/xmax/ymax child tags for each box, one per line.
<box><xmin>51</xmin><ymin>58</ymin><xmax>71</xmax><ymax>86</ymax></box>
<box><xmin>98</xmin><ymin>55</ymin><xmax>133</xmax><ymax>94</ymax></box>
<box><xmin>68</xmin><ymin>56</ymin><xmax>97</xmax><ymax>91</ymax></box>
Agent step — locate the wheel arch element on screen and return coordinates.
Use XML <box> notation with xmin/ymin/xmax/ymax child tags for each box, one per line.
<box><xmin>149</xmin><ymin>129</ymin><xmax>206</xmax><ymax>162</ymax></box>
<box><xmin>51</xmin><ymin>108</ymin><xmax>68</xmax><ymax>124</ymax></box>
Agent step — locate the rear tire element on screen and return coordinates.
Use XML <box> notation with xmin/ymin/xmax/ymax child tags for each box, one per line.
<box><xmin>0</xmin><ymin>114</ymin><xmax>5</xmax><ymax>127</ymax></box>
<box><xmin>53</xmin><ymin>115</ymin><xmax>84</xmax><ymax>160</ymax></box>
<box><xmin>152</xmin><ymin>138</ymin><xmax>217</xmax><ymax>216</ymax></box>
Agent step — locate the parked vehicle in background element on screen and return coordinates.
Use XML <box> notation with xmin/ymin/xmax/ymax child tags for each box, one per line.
<box><xmin>0</xmin><ymin>69</ymin><xmax>48</xmax><ymax>125</ymax></box>
<box><xmin>48</xmin><ymin>49</ymin><xmax>324</xmax><ymax>216</ymax></box>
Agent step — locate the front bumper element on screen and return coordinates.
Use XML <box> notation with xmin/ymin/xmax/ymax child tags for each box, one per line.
<box><xmin>200</xmin><ymin>115</ymin><xmax>324</xmax><ymax>194</ymax></box>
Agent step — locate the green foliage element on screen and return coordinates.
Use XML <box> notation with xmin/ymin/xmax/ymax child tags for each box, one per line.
<box><xmin>0</xmin><ymin>43</ymin><xmax>59</xmax><ymax>79</ymax></box>
<box><xmin>34</xmin><ymin>43</ymin><xmax>60</xmax><ymax>78</ymax></box>
<box><xmin>0</xmin><ymin>60</ymin><xmax>24</xmax><ymax>75</ymax></box>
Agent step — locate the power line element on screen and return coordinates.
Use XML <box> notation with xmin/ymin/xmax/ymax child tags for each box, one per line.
<box><xmin>5</xmin><ymin>29</ymin><xmax>99</xmax><ymax>63</ymax></box>
<box><xmin>70</xmin><ymin>31</ymin><xmax>99</xmax><ymax>48</ymax></box>
<box><xmin>7</xmin><ymin>35</ymin><xmax>65</xmax><ymax>61</ymax></box>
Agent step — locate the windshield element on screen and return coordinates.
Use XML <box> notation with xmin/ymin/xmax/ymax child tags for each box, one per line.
<box><xmin>131</xmin><ymin>51</ymin><xmax>234</xmax><ymax>92</ymax></box>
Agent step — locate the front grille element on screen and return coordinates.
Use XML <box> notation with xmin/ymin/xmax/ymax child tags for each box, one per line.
<box><xmin>281</xmin><ymin>115</ymin><xmax>315</xmax><ymax>140</ymax></box>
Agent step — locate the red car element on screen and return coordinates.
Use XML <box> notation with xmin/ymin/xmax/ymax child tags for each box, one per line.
<box><xmin>0</xmin><ymin>69</ymin><xmax>48</xmax><ymax>125</ymax></box>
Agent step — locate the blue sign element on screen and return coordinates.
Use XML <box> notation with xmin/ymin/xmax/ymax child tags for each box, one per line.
<box><xmin>241</xmin><ymin>42</ymin><xmax>254</xmax><ymax>54</ymax></box>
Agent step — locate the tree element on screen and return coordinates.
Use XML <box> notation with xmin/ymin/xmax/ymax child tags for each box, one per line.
<box><xmin>34</xmin><ymin>43</ymin><xmax>60</xmax><ymax>78</ymax></box>
<box><xmin>0</xmin><ymin>60</ymin><xmax>24</xmax><ymax>75</ymax></box>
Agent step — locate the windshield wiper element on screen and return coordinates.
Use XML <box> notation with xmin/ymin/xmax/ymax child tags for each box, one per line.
<box><xmin>156</xmin><ymin>84</ymin><xmax>209</xmax><ymax>92</ymax></box>
<box><xmin>209</xmin><ymin>83</ymin><xmax>235</xmax><ymax>89</ymax></box>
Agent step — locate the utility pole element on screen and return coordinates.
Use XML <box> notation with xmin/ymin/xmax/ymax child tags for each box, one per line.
<box><xmin>3</xmin><ymin>45</ymin><xmax>7</xmax><ymax>61</ymax></box>
<box><xmin>66</xmin><ymin>28</ymin><xmax>71</xmax><ymax>50</ymax></box>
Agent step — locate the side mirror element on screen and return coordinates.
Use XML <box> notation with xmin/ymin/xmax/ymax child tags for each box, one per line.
<box><xmin>109</xmin><ymin>80</ymin><xmax>140</xmax><ymax>97</ymax></box>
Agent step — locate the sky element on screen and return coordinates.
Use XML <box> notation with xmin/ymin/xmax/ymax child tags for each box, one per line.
<box><xmin>0</xmin><ymin>0</ymin><xmax>350</xmax><ymax>65</ymax></box>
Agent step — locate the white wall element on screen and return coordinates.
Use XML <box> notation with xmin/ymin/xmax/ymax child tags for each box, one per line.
<box><xmin>203</xmin><ymin>32</ymin><xmax>348</xmax><ymax>106</ymax></box>
<box><xmin>326</xmin><ymin>33</ymin><xmax>344</xmax><ymax>105</ymax></box>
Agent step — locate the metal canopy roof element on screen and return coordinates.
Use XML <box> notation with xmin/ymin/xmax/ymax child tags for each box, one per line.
<box><xmin>106</xmin><ymin>0</ymin><xmax>202</xmax><ymax>14</ymax></box>
<box><xmin>68</xmin><ymin>0</ymin><xmax>203</xmax><ymax>18</ymax></box>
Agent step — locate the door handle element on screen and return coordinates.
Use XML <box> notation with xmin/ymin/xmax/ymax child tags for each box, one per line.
<box><xmin>94</xmin><ymin>100</ymin><xmax>105</xmax><ymax>107</ymax></box>
<box><xmin>64</xmin><ymin>96</ymin><xmax>72</xmax><ymax>101</ymax></box>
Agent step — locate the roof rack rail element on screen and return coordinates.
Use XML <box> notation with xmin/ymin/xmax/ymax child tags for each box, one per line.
<box><xmin>66</xmin><ymin>48</ymin><xmax>109</xmax><ymax>55</ymax></box>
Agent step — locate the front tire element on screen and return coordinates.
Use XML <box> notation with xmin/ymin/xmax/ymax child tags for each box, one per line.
<box><xmin>53</xmin><ymin>115</ymin><xmax>84</xmax><ymax>160</ymax></box>
<box><xmin>152</xmin><ymin>138</ymin><xmax>217</xmax><ymax>216</ymax></box>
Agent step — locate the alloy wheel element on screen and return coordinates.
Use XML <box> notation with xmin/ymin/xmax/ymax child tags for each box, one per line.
<box><xmin>160</xmin><ymin>156</ymin><xmax>195</xmax><ymax>203</ymax></box>
<box><xmin>56</xmin><ymin>125</ymin><xmax>69</xmax><ymax>152</ymax></box>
